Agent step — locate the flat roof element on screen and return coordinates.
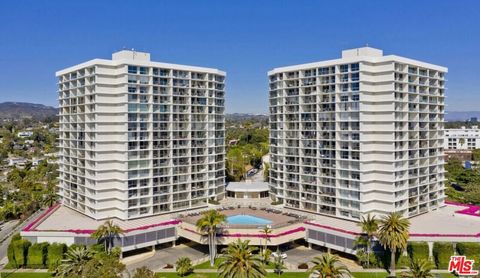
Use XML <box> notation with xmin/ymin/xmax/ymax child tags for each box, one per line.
<box><xmin>226</xmin><ymin>182</ymin><xmax>270</xmax><ymax>192</ymax></box>
<box><xmin>25</xmin><ymin>204</ymin><xmax>179</xmax><ymax>234</ymax></box>
<box><xmin>304</xmin><ymin>203</ymin><xmax>480</xmax><ymax>238</ymax></box>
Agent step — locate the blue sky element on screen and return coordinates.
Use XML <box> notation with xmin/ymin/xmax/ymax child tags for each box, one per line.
<box><xmin>0</xmin><ymin>0</ymin><xmax>479</xmax><ymax>113</ymax></box>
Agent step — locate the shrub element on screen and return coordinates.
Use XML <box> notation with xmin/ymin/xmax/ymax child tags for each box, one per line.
<box><xmin>208</xmin><ymin>199</ymin><xmax>220</xmax><ymax>205</ymax></box>
<box><xmin>298</xmin><ymin>262</ymin><xmax>309</xmax><ymax>269</ymax></box>
<box><xmin>12</xmin><ymin>239</ymin><xmax>31</xmax><ymax>268</ymax></box>
<box><xmin>407</xmin><ymin>242</ymin><xmax>429</xmax><ymax>260</ymax></box>
<box><xmin>432</xmin><ymin>242</ymin><xmax>454</xmax><ymax>269</ymax></box>
<box><xmin>396</xmin><ymin>255</ymin><xmax>410</xmax><ymax>269</ymax></box>
<box><xmin>175</xmin><ymin>256</ymin><xmax>193</xmax><ymax>277</ymax></box>
<box><xmin>11</xmin><ymin>233</ymin><xmax>22</xmax><ymax>242</ymax></box>
<box><xmin>456</xmin><ymin>242</ymin><xmax>480</xmax><ymax>264</ymax></box>
<box><xmin>47</xmin><ymin>243</ymin><xmax>67</xmax><ymax>270</ymax></box>
<box><xmin>27</xmin><ymin>242</ymin><xmax>49</xmax><ymax>268</ymax></box>
<box><xmin>271</xmin><ymin>200</ymin><xmax>283</xmax><ymax>206</ymax></box>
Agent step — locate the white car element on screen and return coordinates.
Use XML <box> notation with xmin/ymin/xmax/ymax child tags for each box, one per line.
<box><xmin>271</xmin><ymin>252</ymin><xmax>287</xmax><ymax>259</ymax></box>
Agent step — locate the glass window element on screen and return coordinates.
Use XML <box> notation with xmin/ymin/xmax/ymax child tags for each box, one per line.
<box><xmin>341</xmin><ymin>95</ymin><xmax>348</xmax><ymax>102</ymax></box>
<box><xmin>341</xmin><ymin>84</ymin><xmax>348</xmax><ymax>92</ymax></box>
<box><xmin>352</xmin><ymin>83</ymin><xmax>360</xmax><ymax>91</ymax></box>
<box><xmin>351</xmin><ymin>63</ymin><xmax>360</xmax><ymax>71</ymax></box>
<box><xmin>340</xmin><ymin>64</ymin><xmax>349</xmax><ymax>73</ymax></box>
<box><xmin>351</xmin><ymin>72</ymin><xmax>360</xmax><ymax>81</ymax></box>
<box><xmin>128</xmin><ymin>66</ymin><xmax>137</xmax><ymax>74</ymax></box>
<box><xmin>139</xmin><ymin>67</ymin><xmax>148</xmax><ymax>74</ymax></box>
<box><xmin>128</xmin><ymin>87</ymin><xmax>136</xmax><ymax>93</ymax></box>
<box><xmin>352</xmin><ymin>94</ymin><xmax>360</xmax><ymax>101</ymax></box>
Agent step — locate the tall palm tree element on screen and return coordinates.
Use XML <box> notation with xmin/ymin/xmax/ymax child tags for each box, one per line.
<box><xmin>91</xmin><ymin>220</ymin><xmax>124</xmax><ymax>254</ymax></box>
<box><xmin>42</xmin><ymin>191</ymin><xmax>58</xmax><ymax>208</ymax></box>
<box><xmin>358</xmin><ymin>214</ymin><xmax>378</xmax><ymax>268</ymax></box>
<box><xmin>218</xmin><ymin>239</ymin><xmax>266</xmax><ymax>278</ymax></box>
<box><xmin>309</xmin><ymin>253</ymin><xmax>351</xmax><ymax>278</ymax></box>
<box><xmin>54</xmin><ymin>246</ymin><xmax>94</xmax><ymax>277</ymax></box>
<box><xmin>401</xmin><ymin>258</ymin><xmax>434</xmax><ymax>278</ymax></box>
<box><xmin>195</xmin><ymin>209</ymin><xmax>227</xmax><ymax>266</ymax></box>
<box><xmin>259</xmin><ymin>225</ymin><xmax>272</xmax><ymax>257</ymax></box>
<box><xmin>377</xmin><ymin>212</ymin><xmax>410</xmax><ymax>277</ymax></box>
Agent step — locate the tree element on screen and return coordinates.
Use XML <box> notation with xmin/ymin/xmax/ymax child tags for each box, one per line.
<box><xmin>377</xmin><ymin>212</ymin><xmax>410</xmax><ymax>277</ymax></box>
<box><xmin>91</xmin><ymin>220</ymin><xmax>124</xmax><ymax>254</ymax></box>
<box><xmin>42</xmin><ymin>190</ymin><xmax>58</xmax><ymax>208</ymax></box>
<box><xmin>218</xmin><ymin>239</ymin><xmax>266</xmax><ymax>278</ymax></box>
<box><xmin>400</xmin><ymin>258</ymin><xmax>434</xmax><ymax>278</ymax></box>
<box><xmin>358</xmin><ymin>214</ymin><xmax>378</xmax><ymax>268</ymax></box>
<box><xmin>175</xmin><ymin>256</ymin><xmax>193</xmax><ymax>277</ymax></box>
<box><xmin>263</xmin><ymin>162</ymin><xmax>270</xmax><ymax>182</ymax></box>
<box><xmin>132</xmin><ymin>266</ymin><xmax>155</xmax><ymax>278</ymax></box>
<box><xmin>54</xmin><ymin>246</ymin><xmax>94</xmax><ymax>277</ymax></box>
<box><xmin>308</xmin><ymin>253</ymin><xmax>351</xmax><ymax>278</ymax></box>
<box><xmin>196</xmin><ymin>209</ymin><xmax>227</xmax><ymax>266</ymax></box>
<box><xmin>81</xmin><ymin>252</ymin><xmax>125</xmax><ymax>278</ymax></box>
<box><xmin>272</xmin><ymin>254</ymin><xmax>285</xmax><ymax>277</ymax></box>
<box><xmin>259</xmin><ymin>225</ymin><xmax>272</xmax><ymax>262</ymax></box>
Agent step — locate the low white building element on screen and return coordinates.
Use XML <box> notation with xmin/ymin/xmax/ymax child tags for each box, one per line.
<box><xmin>17</xmin><ymin>131</ymin><xmax>33</xmax><ymax>138</ymax></box>
<box><xmin>445</xmin><ymin>126</ymin><xmax>480</xmax><ymax>150</ymax></box>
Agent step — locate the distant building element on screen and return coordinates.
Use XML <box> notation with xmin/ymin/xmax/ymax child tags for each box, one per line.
<box><xmin>445</xmin><ymin>126</ymin><xmax>480</xmax><ymax>150</ymax></box>
<box><xmin>17</xmin><ymin>131</ymin><xmax>33</xmax><ymax>138</ymax></box>
<box><xmin>7</xmin><ymin>157</ymin><xmax>28</xmax><ymax>167</ymax></box>
<box><xmin>470</xmin><ymin>117</ymin><xmax>478</xmax><ymax>123</ymax></box>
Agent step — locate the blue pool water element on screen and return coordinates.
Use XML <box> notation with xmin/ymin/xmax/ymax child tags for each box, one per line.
<box><xmin>227</xmin><ymin>214</ymin><xmax>272</xmax><ymax>225</ymax></box>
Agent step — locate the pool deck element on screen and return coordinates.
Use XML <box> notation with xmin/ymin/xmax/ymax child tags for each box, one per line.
<box><xmin>180</xmin><ymin>207</ymin><xmax>305</xmax><ymax>229</ymax></box>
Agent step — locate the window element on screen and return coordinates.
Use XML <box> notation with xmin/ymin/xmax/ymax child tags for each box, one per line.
<box><xmin>351</xmin><ymin>63</ymin><xmax>359</xmax><ymax>72</ymax></box>
<box><xmin>128</xmin><ymin>66</ymin><xmax>137</xmax><ymax>74</ymax></box>
<box><xmin>351</xmin><ymin>83</ymin><xmax>360</xmax><ymax>91</ymax></box>
<box><xmin>341</xmin><ymin>84</ymin><xmax>349</xmax><ymax>92</ymax></box>
<box><xmin>139</xmin><ymin>67</ymin><xmax>148</xmax><ymax>74</ymax></box>
<box><xmin>341</xmin><ymin>95</ymin><xmax>349</xmax><ymax>102</ymax></box>
<box><xmin>340</xmin><ymin>64</ymin><xmax>349</xmax><ymax>73</ymax></box>
<box><xmin>128</xmin><ymin>87</ymin><xmax>136</xmax><ymax>93</ymax></box>
<box><xmin>351</xmin><ymin>72</ymin><xmax>359</xmax><ymax>81</ymax></box>
<box><xmin>352</xmin><ymin>94</ymin><xmax>360</xmax><ymax>101</ymax></box>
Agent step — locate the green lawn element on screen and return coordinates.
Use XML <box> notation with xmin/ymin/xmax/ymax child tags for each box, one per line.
<box><xmin>156</xmin><ymin>273</ymin><xmax>309</xmax><ymax>278</ymax></box>
<box><xmin>0</xmin><ymin>273</ymin><xmax>53</xmax><ymax>278</ymax></box>
<box><xmin>351</xmin><ymin>272</ymin><xmax>456</xmax><ymax>278</ymax></box>
<box><xmin>194</xmin><ymin>258</ymin><xmax>275</xmax><ymax>269</ymax></box>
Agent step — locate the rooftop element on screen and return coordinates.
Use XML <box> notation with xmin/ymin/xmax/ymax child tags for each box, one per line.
<box><xmin>226</xmin><ymin>182</ymin><xmax>269</xmax><ymax>192</ymax></box>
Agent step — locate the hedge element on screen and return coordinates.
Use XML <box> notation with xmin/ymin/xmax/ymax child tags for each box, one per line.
<box><xmin>47</xmin><ymin>243</ymin><xmax>67</xmax><ymax>270</ymax></box>
<box><xmin>11</xmin><ymin>239</ymin><xmax>31</xmax><ymax>268</ymax></box>
<box><xmin>456</xmin><ymin>242</ymin><xmax>480</xmax><ymax>265</ymax></box>
<box><xmin>27</xmin><ymin>242</ymin><xmax>49</xmax><ymax>268</ymax></box>
<box><xmin>433</xmin><ymin>242</ymin><xmax>454</xmax><ymax>269</ymax></box>
<box><xmin>407</xmin><ymin>242</ymin><xmax>429</xmax><ymax>261</ymax></box>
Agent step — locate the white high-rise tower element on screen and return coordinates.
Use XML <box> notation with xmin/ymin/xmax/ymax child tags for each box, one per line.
<box><xmin>57</xmin><ymin>50</ymin><xmax>226</xmax><ymax>220</ymax></box>
<box><xmin>268</xmin><ymin>47</ymin><xmax>446</xmax><ymax>221</ymax></box>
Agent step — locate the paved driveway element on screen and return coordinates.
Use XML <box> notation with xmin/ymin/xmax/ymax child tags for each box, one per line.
<box><xmin>126</xmin><ymin>242</ymin><xmax>208</xmax><ymax>272</ymax></box>
<box><xmin>283</xmin><ymin>245</ymin><xmax>323</xmax><ymax>269</ymax></box>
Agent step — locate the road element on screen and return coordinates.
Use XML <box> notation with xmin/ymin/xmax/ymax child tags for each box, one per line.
<box><xmin>0</xmin><ymin>209</ymin><xmax>45</xmax><ymax>267</ymax></box>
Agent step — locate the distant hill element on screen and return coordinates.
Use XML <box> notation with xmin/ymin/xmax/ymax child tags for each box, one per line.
<box><xmin>446</xmin><ymin>111</ymin><xmax>480</xmax><ymax>121</ymax></box>
<box><xmin>226</xmin><ymin>113</ymin><xmax>268</xmax><ymax>121</ymax></box>
<box><xmin>0</xmin><ymin>102</ymin><xmax>57</xmax><ymax>120</ymax></box>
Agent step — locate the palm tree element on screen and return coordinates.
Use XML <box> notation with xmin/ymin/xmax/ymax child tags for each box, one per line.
<box><xmin>218</xmin><ymin>239</ymin><xmax>266</xmax><ymax>278</ymax></box>
<box><xmin>377</xmin><ymin>212</ymin><xmax>410</xmax><ymax>277</ymax></box>
<box><xmin>54</xmin><ymin>246</ymin><xmax>94</xmax><ymax>277</ymax></box>
<box><xmin>42</xmin><ymin>191</ymin><xmax>58</xmax><ymax>208</ymax></box>
<box><xmin>259</xmin><ymin>225</ymin><xmax>272</xmax><ymax>259</ymax></box>
<box><xmin>91</xmin><ymin>220</ymin><xmax>124</xmax><ymax>254</ymax></box>
<box><xmin>195</xmin><ymin>209</ymin><xmax>227</xmax><ymax>266</ymax></box>
<box><xmin>272</xmin><ymin>254</ymin><xmax>285</xmax><ymax>277</ymax></box>
<box><xmin>358</xmin><ymin>214</ymin><xmax>378</xmax><ymax>268</ymax></box>
<box><xmin>401</xmin><ymin>258</ymin><xmax>434</xmax><ymax>278</ymax></box>
<box><xmin>175</xmin><ymin>256</ymin><xmax>193</xmax><ymax>277</ymax></box>
<box><xmin>309</xmin><ymin>253</ymin><xmax>351</xmax><ymax>278</ymax></box>
<box><xmin>132</xmin><ymin>266</ymin><xmax>155</xmax><ymax>278</ymax></box>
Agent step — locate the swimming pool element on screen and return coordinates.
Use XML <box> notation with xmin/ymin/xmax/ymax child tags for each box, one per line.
<box><xmin>227</xmin><ymin>214</ymin><xmax>272</xmax><ymax>225</ymax></box>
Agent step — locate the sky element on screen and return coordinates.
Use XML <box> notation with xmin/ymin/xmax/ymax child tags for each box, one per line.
<box><xmin>0</xmin><ymin>0</ymin><xmax>479</xmax><ymax>113</ymax></box>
